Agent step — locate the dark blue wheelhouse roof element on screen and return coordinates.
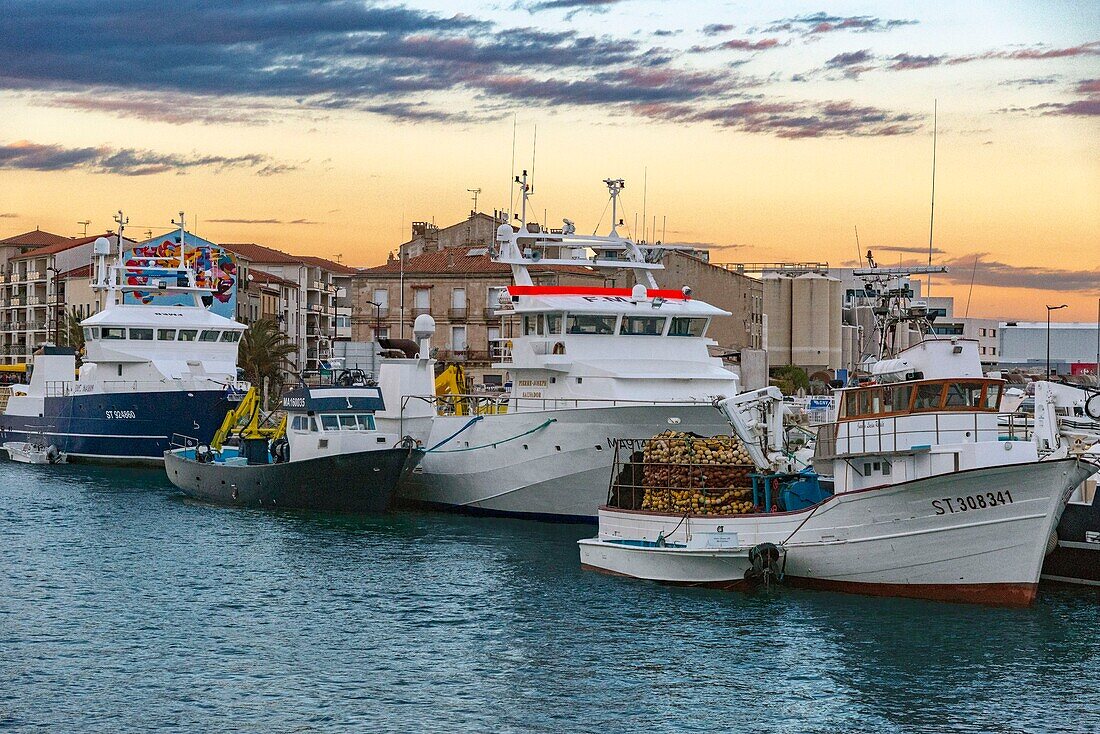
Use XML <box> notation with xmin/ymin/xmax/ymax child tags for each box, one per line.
<box><xmin>281</xmin><ymin>386</ymin><xmax>385</xmax><ymax>413</ymax></box>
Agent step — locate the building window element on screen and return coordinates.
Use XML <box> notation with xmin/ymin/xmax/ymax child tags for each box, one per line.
<box><xmin>375</xmin><ymin>327</ymin><xmax>389</xmax><ymax>340</ymax></box>
<box><xmin>979</xmin><ymin>328</ymin><xmax>986</xmax><ymax>337</ymax></box>
<box><xmin>990</xmin><ymin>329</ymin><xmax>996</xmax><ymax>337</ymax></box>
<box><xmin>991</xmin><ymin>347</ymin><xmax>997</xmax><ymax>355</ymax></box>
<box><xmin>414</xmin><ymin>287</ymin><xmax>430</xmax><ymax>313</ymax></box>
<box><xmin>451</xmin><ymin>325</ymin><xmax>467</xmax><ymax>355</ymax></box>
<box><xmin>373</xmin><ymin>288</ymin><xmax>388</xmax><ymax>310</ymax></box>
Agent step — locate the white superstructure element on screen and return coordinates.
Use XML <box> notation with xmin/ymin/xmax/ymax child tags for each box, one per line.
<box><xmin>0</xmin><ymin>211</ymin><xmax>246</xmax><ymax>462</ymax></box>
<box><xmin>389</xmin><ymin>176</ymin><xmax>741</xmax><ymax>520</ymax></box>
<box><xmin>581</xmin><ymin>338</ymin><xmax>1098</xmax><ymax>605</ymax></box>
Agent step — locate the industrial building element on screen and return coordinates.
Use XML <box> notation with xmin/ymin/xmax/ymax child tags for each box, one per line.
<box><xmin>998</xmin><ymin>322</ymin><xmax>1100</xmax><ymax>376</ymax></box>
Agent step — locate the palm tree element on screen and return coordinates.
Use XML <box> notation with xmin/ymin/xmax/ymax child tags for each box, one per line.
<box><xmin>59</xmin><ymin>307</ymin><xmax>86</xmax><ymax>362</ymax></box>
<box><xmin>239</xmin><ymin>319</ymin><xmax>297</xmax><ymax>404</ymax></box>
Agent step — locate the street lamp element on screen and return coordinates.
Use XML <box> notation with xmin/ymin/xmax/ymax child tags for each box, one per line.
<box><xmin>365</xmin><ymin>300</ymin><xmax>383</xmax><ymax>340</ymax></box>
<box><xmin>1046</xmin><ymin>304</ymin><xmax>1068</xmax><ymax>380</ymax></box>
<box><xmin>45</xmin><ymin>266</ymin><xmax>61</xmax><ymax>346</ymax></box>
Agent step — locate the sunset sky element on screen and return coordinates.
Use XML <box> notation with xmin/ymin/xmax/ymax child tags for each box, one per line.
<box><xmin>0</xmin><ymin>1</ymin><xmax>1096</xmax><ymax>320</ymax></box>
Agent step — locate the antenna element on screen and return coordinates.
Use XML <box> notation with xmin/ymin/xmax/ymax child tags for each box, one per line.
<box><xmin>508</xmin><ymin>114</ymin><xmax>517</xmax><ymax>219</ymax></box>
<box><xmin>77</xmin><ymin>220</ymin><xmax>90</xmax><ymax>237</ymax></box>
<box><xmin>530</xmin><ymin>123</ymin><xmax>537</xmax><ymax>197</ymax></box>
<box><xmin>603</xmin><ymin>178</ymin><xmax>625</xmax><ymax>237</ymax></box>
<box><xmin>927</xmin><ymin>99</ymin><xmax>937</xmax><ymax>295</ymax></box>
<box><xmin>467</xmin><ymin>188</ymin><xmax>481</xmax><ymax>214</ymax></box>
<box><xmin>662</xmin><ymin>215</ymin><xmax>666</xmax><ymax>243</ymax></box>
<box><xmin>641</xmin><ymin>167</ymin><xmax>647</xmax><ymax>242</ymax></box>
<box><xmin>171</xmin><ymin>211</ymin><xmax>187</xmax><ymax>270</ymax></box>
<box><xmin>853</xmin><ymin>225</ymin><xmax>862</xmax><ymax>266</ymax></box>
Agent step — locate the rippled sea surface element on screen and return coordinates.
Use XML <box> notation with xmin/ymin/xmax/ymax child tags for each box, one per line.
<box><xmin>1</xmin><ymin>461</ymin><xmax>1097</xmax><ymax>733</ymax></box>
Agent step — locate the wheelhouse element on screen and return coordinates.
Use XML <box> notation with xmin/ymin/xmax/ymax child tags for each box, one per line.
<box><xmin>837</xmin><ymin>378</ymin><xmax>1004</xmax><ymax>421</ymax></box>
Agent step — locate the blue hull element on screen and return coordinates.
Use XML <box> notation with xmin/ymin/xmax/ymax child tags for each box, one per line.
<box><xmin>0</xmin><ymin>389</ymin><xmax>233</xmax><ymax>463</ymax></box>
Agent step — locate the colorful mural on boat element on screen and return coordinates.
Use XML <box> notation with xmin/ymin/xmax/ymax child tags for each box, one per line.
<box><xmin>122</xmin><ymin>232</ymin><xmax>238</xmax><ymax>319</ymax></box>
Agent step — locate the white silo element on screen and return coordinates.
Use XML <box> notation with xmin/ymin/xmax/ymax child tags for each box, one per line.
<box><xmin>792</xmin><ymin>272</ymin><xmax>832</xmax><ymax>372</ymax></box>
<box><xmin>826</xmin><ymin>275</ymin><xmax>843</xmax><ymax>369</ymax></box>
<box><xmin>761</xmin><ymin>272</ymin><xmax>792</xmax><ymax>366</ymax></box>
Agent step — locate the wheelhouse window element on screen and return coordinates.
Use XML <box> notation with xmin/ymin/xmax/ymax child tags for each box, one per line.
<box><xmin>320</xmin><ymin>415</ymin><xmax>340</xmax><ymax>431</ymax></box>
<box><xmin>545</xmin><ymin>313</ymin><xmax>562</xmax><ymax>335</ymax></box>
<box><xmin>523</xmin><ymin>314</ymin><xmax>543</xmax><ymax>336</ymax></box>
<box><xmin>944</xmin><ymin>382</ymin><xmax>984</xmax><ymax>409</ymax></box>
<box><xmin>566</xmin><ymin>314</ymin><xmax>618</xmax><ymax>335</ymax></box>
<box><xmin>913</xmin><ymin>383</ymin><xmax>944</xmax><ymax>411</ymax></box>
<box><xmin>339</xmin><ymin>414</ymin><xmax>360</xmax><ymax>430</ymax></box>
<box><xmin>668</xmin><ymin>317</ymin><xmax>708</xmax><ymax>337</ymax></box>
<box><xmin>357</xmin><ymin>414</ymin><xmax>376</xmax><ymax>430</ymax></box>
<box><xmin>199</xmin><ymin>330</ymin><xmax>220</xmax><ymax>342</ymax></box>
<box><xmin>129</xmin><ymin>328</ymin><xmax>154</xmax><ymax>341</ymax></box>
<box><xmin>177</xmin><ymin>329</ymin><xmax>198</xmax><ymax>342</ymax></box>
<box><xmin>840</xmin><ymin>379</ymin><xmax>1005</xmax><ymax>420</ymax></box>
<box><xmin>83</xmin><ymin>327</ymin><xmax>98</xmax><ymax>340</ymax></box>
<box><xmin>102</xmin><ymin>327</ymin><xmax>125</xmax><ymax>340</ymax></box>
<box><xmin>984</xmin><ymin>383</ymin><xmax>1003</xmax><ymax>410</ymax></box>
<box><xmin>220</xmin><ymin>331</ymin><xmax>241</xmax><ymax>343</ymax></box>
<box><xmin>157</xmin><ymin>329</ymin><xmax>176</xmax><ymax>341</ymax></box>
<box><xmin>291</xmin><ymin>416</ymin><xmax>308</xmax><ymax>432</ymax></box>
<box><xmin>620</xmin><ymin>316</ymin><xmax>667</xmax><ymax>336</ymax></box>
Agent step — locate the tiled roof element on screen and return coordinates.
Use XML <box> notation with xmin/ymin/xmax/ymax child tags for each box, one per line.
<box><xmin>247</xmin><ymin>268</ymin><xmax>298</xmax><ymax>288</ymax></box>
<box><xmin>361</xmin><ymin>246</ymin><xmax>599</xmax><ymax>277</ymax></box>
<box><xmin>0</xmin><ymin>229</ymin><xmax>72</xmax><ymax>248</ymax></box>
<box><xmin>58</xmin><ymin>264</ymin><xmax>93</xmax><ymax>279</ymax></box>
<box><xmin>220</xmin><ymin>242</ymin><xmax>302</xmax><ymax>264</ymax></box>
<box><xmin>221</xmin><ymin>242</ymin><xmax>357</xmax><ymax>274</ymax></box>
<box><xmin>298</xmin><ymin>255</ymin><xmax>357</xmax><ymax>275</ymax></box>
<box><xmin>9</xmin><ymin>233</ymin><xmax>113</xmax><ymax>258</ymax></box>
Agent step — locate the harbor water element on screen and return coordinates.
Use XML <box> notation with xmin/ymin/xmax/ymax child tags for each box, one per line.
<box><xmin>1</xmin><ymin>462</ymin><xmax>1096</xmax><ymax>733</ymax></box>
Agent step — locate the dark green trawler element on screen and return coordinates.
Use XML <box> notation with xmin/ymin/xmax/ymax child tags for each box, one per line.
<box><xmin>164</xmin><ymin>379</ymin><xmax>423</xmax><ymax>512</ymax></box>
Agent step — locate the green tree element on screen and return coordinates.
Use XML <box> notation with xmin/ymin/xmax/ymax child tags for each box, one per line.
<box><xmin>239</xmin><ymin>319</ymin><xmax>297</xmax><ymax>402</ymax></box>
<box><xmin>770</xmin><ymin>365</ymin><xmax>810</xmax><ymax>395</ymax></box>
<box><xmin>59</xmin><ymin>307</ymin><xmax>86</xmax><ymax>360</ymax></box>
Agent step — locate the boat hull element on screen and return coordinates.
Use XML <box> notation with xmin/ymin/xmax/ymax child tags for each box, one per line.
<box><xmin>582</xmin><ymin>458</ymin><xmax>1096</xmax><ymax>606</ymax></box>
<box><xmin>396</xmin><ymin>404</ymin><xmax>734</xmax><ymax>522</ymax></box>
<box><xmin>1042</xmin><ymin>494</ymin><xmax>1100</xmax><ymax>586</ymax></box>
<box><xmin>0</xmin><ymin>388</ymin><xmax>234</xmax><ymax>464</ymax></box>
<box><xmin>164</xmin><ymin>447</ymin><xmax>425</xmax><ymax>512</ymax></box>
<box><xmin>578</xmin><ymin>539</ymin><xmax>756</xmax><ymax>588</ymax></box>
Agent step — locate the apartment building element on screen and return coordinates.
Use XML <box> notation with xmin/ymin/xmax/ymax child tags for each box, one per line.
<box><xmin>0</xmin><ymin>233</ymin><xmax>113</xmax><ymax>364</ymax></box>
<box><xmin>351</xmin><ymin>246</ymin><xmax>605</xmax><ymax>384</ymax></box>
<box><xmin>221</xmin><ymin>243</ymin><xmax>354</xmax><ymax>373</ymax></box>
<box><xmin>399</xmin><ymin>212</ymin><xmax>501</xmax><ymax>259</ymax></box>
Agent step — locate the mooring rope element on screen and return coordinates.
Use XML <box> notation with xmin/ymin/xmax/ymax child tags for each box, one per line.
<box><xmin>426</xmin><ymin>418</ymin><xmax>557</xmax><ymax>453</ymax></box>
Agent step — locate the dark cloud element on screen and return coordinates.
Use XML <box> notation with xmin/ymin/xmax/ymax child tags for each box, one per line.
<box><xmin>702</xmin><ymin>24</ymin><xmax>735</xmax><ymax>36</ymax></box>
<box><xmin>824</xmin><ymin>50</ymin><xmax>877</xmax><ymax>77</ymax></box>
<box><xmin>207</xmin><ymin>218</ymin><xmax>320</xmax><ymax>225</ymax></box>
<box><xmin>999</xmin><ymin>77</ymin><xmax>1100</xmax><ymax>118</ymax></box>
<box><xmin>0</xmin><ymin>1</ymin><xmax>926</xmax><ymax>140</ymax></box>
<box><xmin>522</xmin><ymin>0</ymin><xmax>624</xmax><ymax>19</ymax></box>
<box><xmin>938</xmin><ymin>254</ymin><xmax>1099</xmax><ymax>292</ymax></box>
<box><xmin>888</xmin><ymin>53</ymin><xmax>945</xmax><ymax>71</ymax></box>
<box><xmin>947</xmin><ymin>41</ymin><xmax>1100</xmax><ymax>66</ymax></box>
<box><xmin>640</xmin><ymin>99</ymin><xmax>920</xmax><ymax>139</ymax></box>
<box><xmin>999</xmin><ymin>76</ymin><xmax>1060</xmax><ymax>87</ymax></box>
<box><xmin>872</xmin><ymin>245</ymin><xmax>947</xmax><ymax>255</ymax></box>
<box><xmin>765</xmin><ymin>13</ymin><xmax>917</xmax><ymax>36</ymax></box>
<box><xmin>0</xmin><ymin>140</ymin><xmax>292</xmax><ymax>176</ymax></box>
<box><xmin>0</xmin><ymin>213</ymin><xmax>17</xmax><ymax>218</ymax></box>
<box><xmin>652</xmin><ymin>29</ymin><xmax>680</xmax><ymax>38</ymax></box>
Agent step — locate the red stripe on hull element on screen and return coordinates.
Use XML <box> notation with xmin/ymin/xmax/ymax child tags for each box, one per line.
<box><xmin>581</xmin><ymin>563</ymin><xmax>1038</xmax><ymax>606</ymax></box>
<box><xmin>508</xmin><ymin>285</ymin><xmax>691</xmax><ymax>300</ymax></box>
<box><xmin>785</xmin><ymin>577</ymin><xmax>1037</xmax><ymax>607</ymax></box>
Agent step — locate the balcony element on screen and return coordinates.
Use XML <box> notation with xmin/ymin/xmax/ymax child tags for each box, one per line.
<box><xmin>412</xmin><ymin>307</ymin><xmax>431</xmax><ymax>317</ymax></box>
<box><xmin>448</xmin><ymin>307</ymin><xmax>467</xmax><ymax>320</ymax></box>
<box><xmin>26</xmin><ymin>297</ymin><xmax>43</xmax><ymax>306</ymax></box>
<box><xmin>9</xmin><ymin>298</ymin><xmax>21</xmax><ymax>307</ymax></box>
<box><xmin>26</xmin><ymin>271</ymin><xmax>44</xmax><ymax>282</ymax></box>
